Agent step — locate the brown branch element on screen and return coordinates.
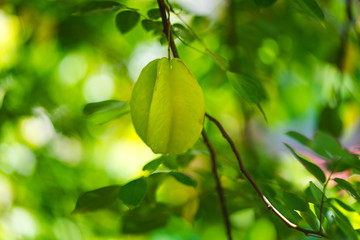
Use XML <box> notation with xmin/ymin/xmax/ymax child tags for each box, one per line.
<box><xmin>202</xmin><ymin>130</ymin><xmax>233</xmax><ymax>240</ymax></box>
<box><xmin>205</xmin><ymin>113</ymin><xmax>328</xmax><ymax>238</ymax></box>
<box><xmin>157</xmin><ymin>0</ymin><xmax>179</xmax><ymax>58</ymax></box>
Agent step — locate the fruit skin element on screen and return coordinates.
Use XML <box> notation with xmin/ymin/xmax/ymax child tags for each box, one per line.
<box><xmin>130</xmin><ymin>57</ymin><xmax>205</xmax><ymax>154</ymax></box>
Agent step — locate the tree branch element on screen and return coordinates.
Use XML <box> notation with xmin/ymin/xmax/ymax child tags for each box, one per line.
<box><xmin>202</xmin><ymin>130</ymin><xmax>233</xmax><ymax>240</ymax></box>
<box><xmin>157</xmin><ymin>0</ymin><xmax>179</xmax><ymax>58</ymax></box>
<box><xmin>319</xmin><ymin>167</ymin><xmax>336</xmax><ymax>231</ymax></box>
<box><xmin>205</xmin><ymin>113</ymin><xmax>328</xmax><ymax>238</ymax></box>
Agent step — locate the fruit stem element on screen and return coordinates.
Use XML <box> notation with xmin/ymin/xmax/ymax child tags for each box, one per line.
<box><xmin>157</xmin><ymin>0</ymin><xmax>179</xmax><ymax>58</ymax></box>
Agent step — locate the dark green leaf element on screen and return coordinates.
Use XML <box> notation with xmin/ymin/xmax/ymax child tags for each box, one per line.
<box><xmin>286</xmin><ymin>131</ymin><xmax>311</xmax><ymax>146</ymax></box>
<box><xmin>254</xmin><ymin>0</ymin><xmax>277</xmax><ymax>8</ymax></box>
<box><xmin>119</xmin><ymin>178</ymin><xmax>148</xmax><ymax>207</ymax></box>
<box><xmin>318</xmin><ymin>105</ymin><xmax>343</xmax><ymax>138</ymax></box>
<box><xmin>83</xmin><ymin>100</ymin><xmax>130</xmax><ymax>124</ymax></box>
<box><xmin>73</xmin><ymin>1</ymin><xmax>125</xmax><ymax>15</ymax></box>
<box><xmin>142</xmin><ymin>157</ymin><xmax>164</xmax><ymax>172</ymax></box>
<box><xmin>283</xmin><ymin>192</ymin><xmax>309</xmax><ymax>211</ymax></box>
<box><xmin>116</xmin><ymin>11</ymin><xmax>140</xmax><ymax>34</ymax></box>
<box><xmin>122</xmin><ymin>205</ymin><xmax>170</xmax><ymax>233</ymax></box>
<box><xmin>72</xmin><ymin>185</ymin><xmax>120</xmax><ymax>214</ymax></box>
<box><xmin>294</xmin><ymin>0</ymin><xmax>325</xmax><ymax>22</ymax></box>
<box><xmin>333</xmin><ymin>178</ymin><xmax>360</xmax><ymax>201</ymax></box>
<box><xmin>147</xmin><ymin>8</ymin><xmax>161</xmax><ymax>19</ymax></box>
<box><xmin>285</xmin><ymin>144</ymin><xmax>326</xmax><ymax>183</ymax></box>
<box><xmin>169</xmin><ymin>172</ymin><xmax>197</xmax><ymax>188</ymax></box>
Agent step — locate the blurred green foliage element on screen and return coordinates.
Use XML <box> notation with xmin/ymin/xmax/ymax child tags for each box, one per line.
<box><xmin>0</xmin><ymin>0</ymin><xmax>360</xmax><ymax>239</ymax></box>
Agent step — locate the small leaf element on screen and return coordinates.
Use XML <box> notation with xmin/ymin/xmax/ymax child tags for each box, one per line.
<box><xmin>142</xmin><ymin>157</ymin><xmax>164</xmax><ymax>172</ymax></box>
<box><xmin>119</xmin><ymin>178</ymin><xmax>148</xmax><ymax>207</ymax></box>
<box><xmin>169</xmin><ymin>172</ymin><xmax>197</xmax><ymax>188</ymax></box>
<box><xmin>285</xmin><ymin>144</ymin><xmax>326</xmax><ymax>183</ymax></box>
<box><xmin>333</xmin><ymin>178</ymin><xmax>360</xmax><ymax>201</ymax></box>
<box><xmin>147</xmin><ymin>8</ymin><xmax>161</xmax><ymax>19</ymax></box>
<box><xmin>286</xmin><ymin>131</ymin><xmax>311</xmax><ymax>146</ymax></box>
<box><xmin>73</xmin><ymin>1</ymin><xmax>125</xmax><ymax>15</ymax></box>
<box><xmin>141</xmin><ymin>19</ymin><xmax>162</xmax><ymax>33</ymax></box>
<box><xmin>72</xmin><ymin>185</ymin><xmax>120</xmax><ymax>214</ymax></box>
<box><xmin>172</xmin><ymin>23</ymin><xmax>195</xmax><ymax>42</ymax></box>
<box><xmin>83</xmin><ymin>100</ymin><xmax>130</xmax><ymax>124</ymax></box>
<box><xmin>294</xmin><ymin>0</ymin><xmax>325</xmax><ymax>22</ymax></box>
<box><xmin>254</xmin><ymin>0</ymin><xmax>277</xmax><ymax>8</ymax></box>
<box><xmin>116</xmin><ymin>11</ymin><xmax>140</xmax><ymax>34</ymax></box>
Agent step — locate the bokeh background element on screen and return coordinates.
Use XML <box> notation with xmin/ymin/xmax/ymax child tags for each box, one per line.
<box><xmin>0</xmin><ymin>0</ymin><xmax>359</xmax><ymax>239</ymax></box>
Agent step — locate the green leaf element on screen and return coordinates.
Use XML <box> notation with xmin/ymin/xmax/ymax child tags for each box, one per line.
<box><xmin>172</xmin><ymin>23</ymin><xmax>195</xmax><ymax>42</ymax></box>
<box><xmin>227</xmin><ymin>72</ymin><xmax>266</xmax><ymax>119</ymax></box>
<box><xmin>254</xmin><ymin>0</ymin><xmax>277</xmax><ymax>8</ymax></box>
<box><xmin>309</xmin><ymin>181</ymin><xmax>324</xmax><ymax>205</ymax></box>
<box><xmin>116</xmin><ymin>11</ymin><xmax>140</xmax><ymax>34</ymax></box>
<box><xmin>169</xmin><ymin>172</ymin><xmax>197</xmax><ymax>188</ymax></box>
<box><xmin>318</xmin><ymin>105</ymin><xmax>343</xmax><ymax>138</ymax></box>
<box><xmin>122</xmin><ymin>205</ymin><xmax>170</xmax><ymax>233</ymax></box>
<box><xmin>283</xmin><ymin>192</ymin><xmax>309</xmax><ymax>212</ymax></box>
<box><xmin>285</xmin><ymin>144</ymin><xmax>326</xmax><ymax>183</ymax></box>
<box><xmin>141</xmin><ymin>19</ymin><xmax>162</xmax><ymax>33</ymax></box>
<box><xmin>329</xmin><ymin>198</ymin><xmax>355</xmax><ymax>212</ymax></box>
<box><xmin>147</xmin><ymin>8</ymin><xmax>161</xmax><ymax>19</ymax></box>
<box><xmin>299</xmin><ymin>210</ymin><xmax>319</xmax><ymax>231</ymax></box>
<box><xmin>331</xmin><ymin>205</ymin><xmax>359</xmax><ymax>240</ymax></box>
<box><xmin>119</xmin><ymin>178</ymin><xmax>148</xmax><ymax>207</ymax></box>
<box><xmin>294</xmin><ymin>0</ymin><xmax>325</xmax><ymax>22</ymax></box>
<box><xmin>73</xmin><ymin>1</ymin><xmax>125</xmax><ymax>16</ymax></box>
<box><xmin>286</xmin><ymin>131</ymin><xmax>311</xmax><ymax>146</ymax></box>
<box><xmin>142</xmin><ymin>157</ymin><xmax>164</xmax><ymax>172</ymax></box>
<box><xmin>333</xmin><ymin>178</ymin><xmax>360</xmax><ymax>201</ymax></box>
<box><xmin>83</xmin><ymin>100</ymin><xmax>130</xmax><ymax>124</ymax></box>
<box><xmin>72</xmin><ymin>185</ymin><xmax>120</xmax><ymax>214</ymax></box>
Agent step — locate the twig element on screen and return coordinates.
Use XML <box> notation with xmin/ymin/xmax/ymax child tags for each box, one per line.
<box><xmin>205</xmin><ymin>113</ymin><xmax>328</xmax><ymax>238</ymax></box>
<box><xmin>157</xmin><ymin>0</ymin><xmax>179</xmax><ymax>58</ymax></box>
<box><xmin>202</xmin><ymin>130</ymin><xmax>233</xmax><ymax>240</ymax></box>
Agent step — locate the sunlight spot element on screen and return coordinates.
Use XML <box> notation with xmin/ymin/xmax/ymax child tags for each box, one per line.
<box><xmin>0</xmin><ymin>174</ymin><xmax>13</xmax><ymax>211</ymax></box>
<box><xmin>0</xmin><ymin>11</ymin><xmax>19</xmax><ymax>69</ymax></box>
<box><xmin>174</xmin><ymin>0</ymin><xmax>223</xmax><ymax>16</ymax></box>
<box><xmin>50</xmin><ymin>134</ymin><xmax>82</xmax><ymax>166</ymax></box>
<box><xmin>2</xmin><ymin>207</ymin><xmax>38</xmax><ymax>238</ymax></box>
<box><xmin>128</xmin><ymin>42</ymin><xmax>167</xmax><ymax>82</ymax></box>
<box><xmin>58</xmin><ymin>53</ymin><xmax>88</xmax><ymax>86</ymax></box>
<box><xmin>0</xmin><ymin>143</ymin><xmax>36</xmax><ymax>176</ymax></box>
<box><xmin>105</xmin><ymin>140</ymin><xmax>157</xmax><ymax>183</ymax></box>
<box><xmin>83</xmin><ymin>72</ymin><xmax>114</xmax><ymax>102</ymax></box>
<box><xmin>20</xmin><ymin>108</ymin><xmax>55</xmax><ymax>147</ymax></box>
